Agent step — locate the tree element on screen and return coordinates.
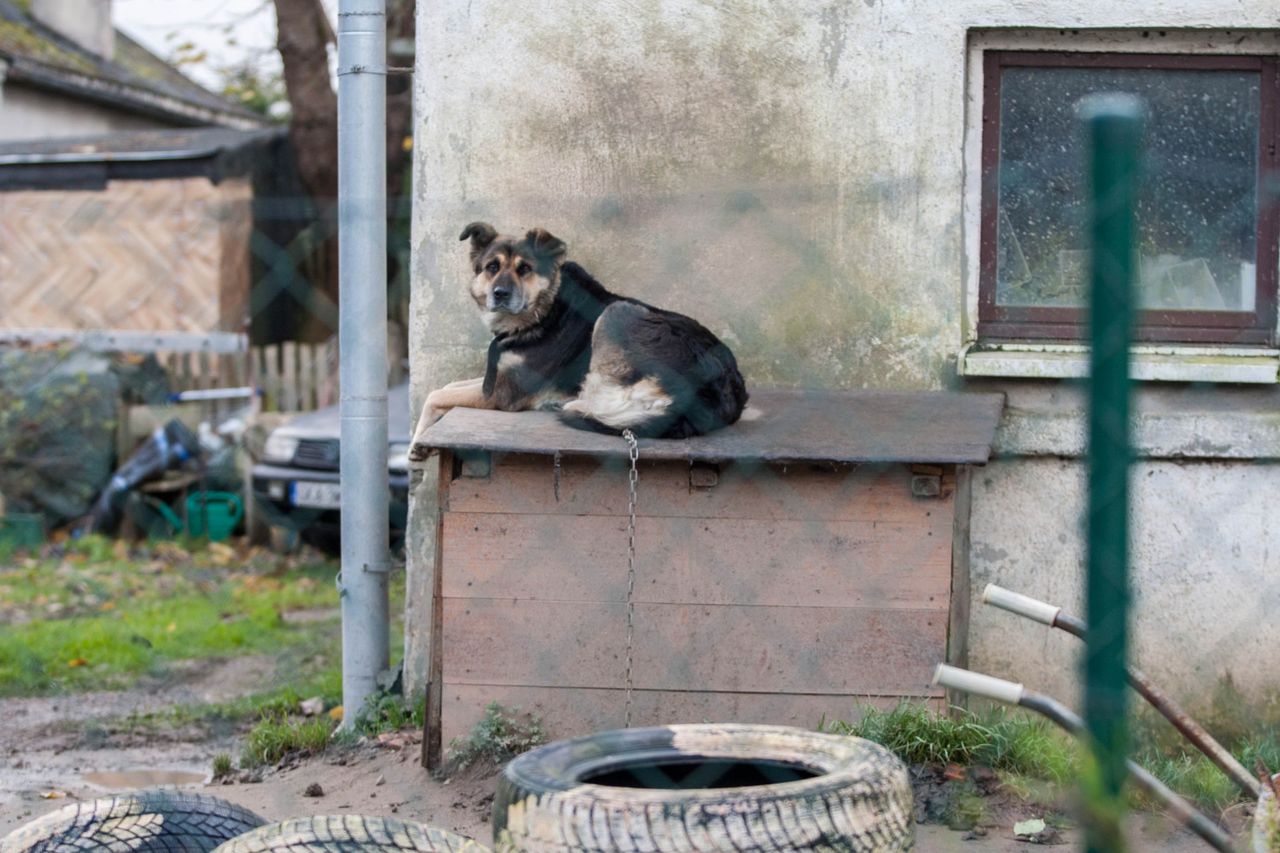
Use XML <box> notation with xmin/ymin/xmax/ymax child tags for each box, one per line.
<box><xmin>271</xmin><ymin>0</ymin><xmax>414</xmax><ymax>342</ymax></box>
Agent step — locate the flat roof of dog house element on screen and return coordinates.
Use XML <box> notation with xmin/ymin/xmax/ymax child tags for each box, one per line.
<box><xmin>412</xmin><ymin>388</ymin><xmax>1005</xmax><ymax>767</ymax></box>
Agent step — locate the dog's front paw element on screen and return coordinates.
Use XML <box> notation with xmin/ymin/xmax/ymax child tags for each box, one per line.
<box><xmin>536</xmin><ymin>399</ymin><xmax>566</xmax><ymax>412</ymax></box>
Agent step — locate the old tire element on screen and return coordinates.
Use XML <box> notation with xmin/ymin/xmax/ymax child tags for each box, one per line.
<box><xmin>492</xmin><ymin>723</ymin><xmax>913</xmax><ymax>852</ymax></box>
<box><xmin>210</xmin><ymin>817</ymin><xmax>490</xmax><ymax>853</ymax></box>
<box><xmin>1</xmin><ymin>790</ymin><xmax>266</xmax><ymax>853</ymax></box>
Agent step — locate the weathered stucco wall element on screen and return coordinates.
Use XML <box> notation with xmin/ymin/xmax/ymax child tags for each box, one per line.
<box><xmin>407</xmin><ymin>0</ymin><xmax>1280</xmax><ymax>705</ymax></box>
<box><xmin>969</xmin><ymin>454</ymin><xmax>1280</xmax><ymax>710</ymax></box>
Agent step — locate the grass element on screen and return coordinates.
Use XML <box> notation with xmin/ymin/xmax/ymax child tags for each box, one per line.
<box><xmin>823</xmin><ymin>702</ymin><xmax>1075</xmax><ymax>783</ymax></box>
<box><xmin>240</xmin><ymin>710</ymin><xmax>337</xmax><ymax>768</ymax></box>
<box><xmin>1</xmin><ymin>534</ymin><xmax>430</xmax><ymax>775</ymax></box>
<box><xmin>0</xmin><ymin>536</ymin><xmax>385</xmax><ymax>697</ymax></box>
<box><xmin>354</xmin><ymin>691</ymin><xmax>426</xmax><ymax>736</ymax></box>
<box><xmin>211</xmin><ymin>753</ymin><xmax>233</xmax><ymax>778</ymax></box>
<box><xmin>826</xmin><ymin>702</ymin><xmax>1280</xmax><ymax>820</ymax></box>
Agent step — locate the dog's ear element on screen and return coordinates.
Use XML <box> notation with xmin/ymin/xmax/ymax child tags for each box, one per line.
<box><xmin>526</xmin><ymin>228</ymin><xmax>567</xmax><ymax>262</ymax></box>
<box><xmin>459</xmin><ymin>222</ymin><xmax>498</xmax><ymax>261</ymax></box>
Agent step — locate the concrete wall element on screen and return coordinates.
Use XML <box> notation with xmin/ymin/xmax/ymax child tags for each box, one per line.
<box><xmin>0</xmin><ymin>82</ymin><xmax>170</xmax><ymax>141</ymax></box>
<box><xmin>407</xmin><ymin>0</ymin><xmax>1280</xmax><ymax>709</ymax></box>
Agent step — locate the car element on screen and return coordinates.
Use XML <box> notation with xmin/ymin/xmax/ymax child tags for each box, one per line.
<box><xmin>251</xmin><ymin>382</ymin><xmax>410</xmax><ymax>552</ymax></box>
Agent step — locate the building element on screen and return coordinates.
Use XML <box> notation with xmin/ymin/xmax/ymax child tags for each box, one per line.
<box><xmin>405</xmin><ymin>0</ymin><xmax>1280</xmax><ymax>728</ymax></box>
<box><xmin>0</xmin><ymin>0</ymin><xmax>263</xmax><ymax>141</ymax></box>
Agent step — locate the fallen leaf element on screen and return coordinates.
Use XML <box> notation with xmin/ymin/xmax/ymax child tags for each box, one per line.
<box><xmin>67</xmin><ymin>658</ymin><xmax>88</xmax><ymax>668</ymax></box>
<box><xmin>112</xmin><ymin>540</ymin><xmax>129</xmax><ymax>560</ymax></box>
<box><xmin>329</xmin><ymin>705</ymin><xmax>344</xmax><ymax>721</ymax></box>
<box><xmin>1013</xmin><ymin>818</ymin><xmax>1047</xmax><ymax>838</ymax></box>
<box><xmin>209</xmin><ymin>543</ymin><xmax>236</xmax><ymax>565</ymax></box>
<box><xmin>300</xmin><ymin>697</ymin><xmax>325</xmax><ymax>717</ymax></box>
<box><xmin>943</xmin><ymin>763</ymin><xmax>965</xmax><ymax>781</ymax></box>
<box><xmin>40</xmin><ymin>790</ymin><xmax>66</xmax><ymax>799</ymax></box>
<box><xmin>99</xmin><ymin>601</ymin><xmax>115</xmax><ymax>611</ymax></box>
<box><xmin>166</xmin><ymin>622</ymin><xmax>177</xmax><ymax>633</ymax></box>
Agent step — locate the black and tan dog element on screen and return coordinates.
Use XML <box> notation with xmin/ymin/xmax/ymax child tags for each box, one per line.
<box><xmin>424</xmin><ymin>222</ymin><xmax>748</xmax><ymax>438</ymax></box>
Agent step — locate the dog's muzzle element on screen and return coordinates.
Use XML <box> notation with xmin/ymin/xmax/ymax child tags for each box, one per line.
<box><xmin>487</xmin><ymin>286</ymin><xmax>522</xmax><ymax>313</ymax></box>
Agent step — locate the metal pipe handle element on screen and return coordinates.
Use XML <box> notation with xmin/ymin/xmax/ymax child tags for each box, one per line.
<box><xmin>982</xmin><ymin>583</ymin><xmax>1062</xmax><ymax>626</ymax></box>
<box><xmin>932</xmin><ymin>664</ymin><xmax>1025</xmax><ymax>705</ymax></box>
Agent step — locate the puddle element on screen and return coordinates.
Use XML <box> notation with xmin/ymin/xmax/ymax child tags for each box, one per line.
<box><xmin>82</xmin><ymin>769</ymin><xmax>207</xmax><ymax>789</ymax></box>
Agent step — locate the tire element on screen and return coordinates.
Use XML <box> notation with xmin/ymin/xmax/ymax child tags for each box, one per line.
<box><xmin>492</xmin><ymin>723</ymin><xmax>914</xmax><ymax>852</ymax></box>
<box><xmin>210</xmin><ymin>817</ymin><xmax>490</xmax><ymax>853</ymax></box>
<box><xmin>1</xmin><ymin>791</ymin><xmax>266</xmax><ymax>853</ymax></box>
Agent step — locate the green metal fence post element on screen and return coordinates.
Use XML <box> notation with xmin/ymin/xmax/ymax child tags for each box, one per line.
<box><xmin>1081</xmin><ymin>93</ymin><xmax>1144</xmax><ymax>853</ymax></box>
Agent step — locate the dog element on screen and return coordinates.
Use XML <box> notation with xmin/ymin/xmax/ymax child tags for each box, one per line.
<box><xmin>423</xmin><ymin>222</ymin><xmax>748</xmax><ymax>438</ymax></box>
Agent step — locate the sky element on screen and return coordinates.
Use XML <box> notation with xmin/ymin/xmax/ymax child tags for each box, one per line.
<box><xmin>113</xmin><ymin>0</ymin><xmax>328</xmax><ymax>90</ymax></box>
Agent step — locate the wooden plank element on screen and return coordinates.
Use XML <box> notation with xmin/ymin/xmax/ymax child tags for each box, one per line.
<box><xmin>282</xmin><ymin>341</ymin><xmax>298</xmax><ymax>412</ymax></box>
<box><xmin>440</xmin><ymin>513</ymin><xmax>952</xmax><ymax>609</ymax></box>
<box><xmin>442</xmin><ymin>598</ymin><xmax>627</xmax><ymax>690</ymax></box>
<box><xmin>425</xmin><ymin>451</ymin><xmax>450</xmax><ymax>770</ymax></box>
<box><xmin>315</xmin><ymin>342</ymin><xmax>331</xmax><ymax>408</ymax></box>
<box><xmin>442</xmin><ymin>599</ymin><xmax>946</xmax><ymax>696</ymax></box>
<box><xmin>441</xmin><ymin>684</ymin><xmax>942</xmax><ymax>748</ymax></box>
<box><xmin>197</xmin><ymin>350</ymin><xmax>212</xmax><ymax>392</ymax></box>
<box><xmin>415</xmin><ymin>389</ymin><xmax>1006</xmax><ymax>465</ymax></box>
<box><xmin>298</xmin><ymin>343</ymin><xmax>316</xmax><ymax>410</ymax></box>
<box><xmin>262</xmin><ymin>344</ymin><xmax>279</xmax><ymax>412</ymax></box>
<box><xmin>450</xmin><ymin>456</ymin><xmax>941</xmax><ymax>523</ymax></box>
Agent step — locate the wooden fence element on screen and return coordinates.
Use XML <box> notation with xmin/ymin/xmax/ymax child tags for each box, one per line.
<box><xmin>162</xmin><ymin>339</ymin><xmax>339</xmax><ymax>413</ymax></box>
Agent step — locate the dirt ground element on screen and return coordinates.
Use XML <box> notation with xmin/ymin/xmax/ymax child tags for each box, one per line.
<box><xmin>0</xmin><ymin>659</ymin><xmax>1226</xmax><ymax>851</ymax></box>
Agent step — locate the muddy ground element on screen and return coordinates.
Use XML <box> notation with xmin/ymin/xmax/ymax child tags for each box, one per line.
<box><xmin>0</xmin><ymin>658</ymin><xmax>1220</xmax><ymax>850</ymax></box>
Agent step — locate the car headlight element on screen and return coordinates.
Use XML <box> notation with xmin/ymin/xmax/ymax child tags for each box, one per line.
<box><xmin>388</xmin><ymin>442</ymin><xmax>410</xmax><ymax>472</ymax></box>
<box><xmin>263</xmin><ymin>433</ymin><xmax>300</xmax><ymax>464</ymax></box>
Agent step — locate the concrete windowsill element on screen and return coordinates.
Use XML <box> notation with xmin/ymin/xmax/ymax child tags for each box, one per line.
<box><xmin>959</xmin><ymin>343</ymin><xmax>1280</xmax><ymax>384</ymax></box>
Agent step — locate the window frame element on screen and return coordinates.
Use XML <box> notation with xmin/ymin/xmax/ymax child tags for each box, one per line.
<box><xmin>977</xmin><ymin>50</ymin><xmax>1280</xmax><ymax>346</ymax></box>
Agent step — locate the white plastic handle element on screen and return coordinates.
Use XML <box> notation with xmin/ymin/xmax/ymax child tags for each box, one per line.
<box><xmin>982</xmin><ymin>584</ymin><xmax>1061</xmax><ymax>627</ymax></box>
<box><xmin>932</xmin><ymin>664</ymin><xmax>1025</xmax><ymax>705</ymax></box>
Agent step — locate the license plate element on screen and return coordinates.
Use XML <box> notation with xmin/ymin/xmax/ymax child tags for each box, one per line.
<box><xmin>291</xmin><ymin>481</ymin><xmax>342</xmax><ymax>509</ymax></box>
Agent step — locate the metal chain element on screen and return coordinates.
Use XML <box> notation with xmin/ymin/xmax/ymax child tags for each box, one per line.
<box><xmin>621</xmin><ymin>428</ymin><xmax>639</xmax><ymax>728</ymax></box>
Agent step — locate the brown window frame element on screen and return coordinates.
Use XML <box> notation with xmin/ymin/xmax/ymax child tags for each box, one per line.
<box><xmin>978</xmin><ymin>50</ymin><xmax>1280</xmax><ymax>346</ymax></box>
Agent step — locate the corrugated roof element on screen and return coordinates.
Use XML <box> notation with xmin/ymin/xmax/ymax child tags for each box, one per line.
<box><xmin>0</xmin><ymin>0</ymin><xmax>267</xmax><ymax>129</ymax></box>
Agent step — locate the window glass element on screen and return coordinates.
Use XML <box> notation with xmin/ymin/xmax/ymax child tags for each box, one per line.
<box><xmin>997</xmin><ymin>66</ymin><xmax>1259</xmax><ymax>312</ymax></box>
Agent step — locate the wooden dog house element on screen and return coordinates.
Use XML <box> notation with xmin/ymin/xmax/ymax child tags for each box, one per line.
<box><xmin>411</xmin><ymin>389</ymin><xmax>1004</xmax><ymax>767</ymax></box>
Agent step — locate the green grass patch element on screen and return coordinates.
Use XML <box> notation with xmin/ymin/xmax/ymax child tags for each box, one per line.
<box><xmin>826</xmin><ymin>702</ymin><xmax>1280</xmax><ymax>820</ymax></box>
<box><xmin>0</xmin><ymin>535</ymin><xmax>343</xmax><ymax>696</ymax></box>
<box><xmin>211</xmin><ymin>753</ymin><xmax>233</xmax><ymax>778</ymax></box>
<box><xmin>823</xmin><ymin>703</ymin><xmax>1075</xmax><ymax>782</ymax></box>
<box><xmin>354</xmin><ymin>690</ymin><xmax>426</xmax><ymax>737</ymax></box>
<box><xmin>240</xmin><ymin>710</ymin><xmax>337</xmax><ymax>768</ymax></box>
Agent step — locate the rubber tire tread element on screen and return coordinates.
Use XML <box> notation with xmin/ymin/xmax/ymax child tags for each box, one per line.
<box><xmin>493</xmin><ymin>724</ymin><xmax>914</xmax><ymax>852</ymax></box>
<box><xmin>1</xmin><ymin>791</ymin><xmax>267</xmax><ymax>853</ymax></box>
<box><xmin>210</xmin><ymin>817</ymin><xmax>490</xmax><ymax>853</ymax></box>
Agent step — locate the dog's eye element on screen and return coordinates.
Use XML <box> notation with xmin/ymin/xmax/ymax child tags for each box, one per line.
<box><xmin>516</xmin><ymin>262</ymin><xmax>531</xmax><ymax>276</ymax></box>
<box><xmin>485</xmin><ymin>260</ymin><xmax>500</xmax><ymax>274</ymax></box>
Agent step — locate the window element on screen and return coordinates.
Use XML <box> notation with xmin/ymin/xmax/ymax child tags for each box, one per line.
<box><xmin>979</xmin><ymin>51</ymin><xmax>1279</xmax><ymax>345</ymax></box>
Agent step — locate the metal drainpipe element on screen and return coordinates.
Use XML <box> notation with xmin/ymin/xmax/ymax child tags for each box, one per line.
<box><xmin>337</xmin><ymin>0</ymin><xmax>389</xmax><ymax>730</ymax></box>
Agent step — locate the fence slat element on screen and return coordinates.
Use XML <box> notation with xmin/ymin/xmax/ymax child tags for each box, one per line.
<box><xmin>263</xmin><ymin>344</ymin><xmax>279</xmax><ymax>412</ymax></box>
<box><xmin>281</xmin><ymin>341</ymin><xmax>297</xmax><ymax>412</ymax></box>
<box><xmin>197</xmin><ymin>350</ymin><xmax>212</xmax><ymax>392</ymax></box>
<box><xmin>298</xmin><ymin>343</ymin><xmax>316</xmax><ymax>411</ymax></box>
